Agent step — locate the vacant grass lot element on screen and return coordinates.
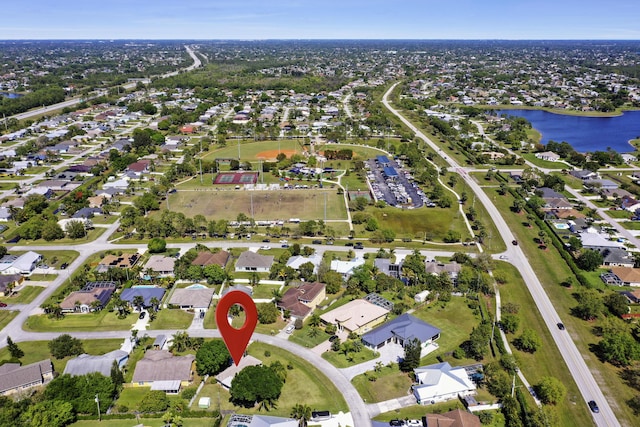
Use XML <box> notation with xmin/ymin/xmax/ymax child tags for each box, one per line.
<box><xmin>0</xmin><ymin>339</ymin><xmax>122</xmax><ymax>374</ymax></box>
<box><xmin>24</xmin><ymin>310</ymin><xmax>137</xmax><ymax>332</ymax></box>
<box><xmin>148</xmin><ymin>309</ymin><xmax>194</xmax><ymax>330</ymax></box>
<box><xmin>71</xmin><ymin>419</ymin><xmax>214</xmax><ymax>427</ymax></box>
<box><xmin>322</xmin><ymin>346</ymin><xmax>378</xmax><ymax>368</ymax></box>
<box><xmin>166</xmin><ymin>189</ymin><xmax>347</xmax><ymax>222</ymax></box>
<box><xmin>195</xmin><ymin>341</ymin><xmax>348</xmax><ymax>416</ymax></box>
<box><xmin>0</xmin><ymin>285</ymin><xmax>44</xmax><ymax>304</ymax></box>
<box><xmin>351</xmin><ymin>363</ymin><xmax>413</xmax><ymax>403</ymax></box>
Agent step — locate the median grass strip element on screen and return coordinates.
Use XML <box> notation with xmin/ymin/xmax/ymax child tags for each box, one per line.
<box><xmin>486</xmin><ymin>185</ymin><xmax>636</xmax><ymax>425</ymax></box>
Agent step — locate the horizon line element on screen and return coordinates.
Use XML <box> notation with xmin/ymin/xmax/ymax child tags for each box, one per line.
<box><xmin>1</xmin><ymin>38</ymin><xmax>640</xmax><ymax>42</ymax></box>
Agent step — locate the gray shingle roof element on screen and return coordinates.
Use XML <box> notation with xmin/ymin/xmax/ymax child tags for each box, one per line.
<box><xmin>63</xmin><ymin>350</ymin><xmax>128</xmax><ymax>376</ymax></box>
<box><xmin>362</xmin><ymin>313</ymin><xmax>441</xmax><ymax>347</ymax></box>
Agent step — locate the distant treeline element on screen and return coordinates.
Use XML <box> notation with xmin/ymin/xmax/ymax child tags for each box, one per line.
<box><xmin>0</xmin><ymin>86</ymin><xmax>65</xmax><ymax>116</ymax></box>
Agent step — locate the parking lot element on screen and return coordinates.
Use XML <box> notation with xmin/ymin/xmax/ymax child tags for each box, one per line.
<box><xmin>366</xmin><ymin>156</ymin><xmax>427</xmax><ymax>208</ymax></box>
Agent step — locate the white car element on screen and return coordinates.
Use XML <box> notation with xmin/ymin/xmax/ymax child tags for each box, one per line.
<box><xmin>285</xmin><ymin>324</ymin><xmax>295</xmax><ymax>334</ymax></box>
<box><xmin>406</xmin><ymin>420</ymin><xmax>422</xmax><ymax>427</ymax></box>
<box><xmin>260</xmin><ymin>245</ymin><xmax>271</xmax><ymax>250</ymax></box>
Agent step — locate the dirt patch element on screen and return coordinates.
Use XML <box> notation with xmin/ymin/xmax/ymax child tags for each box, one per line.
<box><xmin>256</xmin><ymin>149</ymin><xmax>298</xmax><ymax>161</ymax></box>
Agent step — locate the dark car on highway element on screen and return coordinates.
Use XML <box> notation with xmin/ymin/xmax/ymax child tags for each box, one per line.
<box><xmin>588</xmin><ymin>400</ymin><xmax>599</xmax><ymax>413</ymax></box>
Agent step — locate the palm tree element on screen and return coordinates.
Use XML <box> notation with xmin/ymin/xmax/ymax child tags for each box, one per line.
<box><xmin>291</xmin><ymin>404</ymin><xmax>312</xmax><ymax>427</ymax></box>
<box><xmin>133</xmin><ymin>295</ymin><xmax>145</xmax><ymax>312</ymax></box>
<box><xmin>150</xmin><ymin>297</ymin><xmax>160</xmax><ymax>312</ymax></box>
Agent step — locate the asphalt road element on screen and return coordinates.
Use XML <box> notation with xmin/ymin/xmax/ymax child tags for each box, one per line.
<box><xmin>382</xmin><ymin>83</ymin><xmax>620</xmax><ymax>427</ymax></box>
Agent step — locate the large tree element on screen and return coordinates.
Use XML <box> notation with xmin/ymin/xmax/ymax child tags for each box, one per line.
<box><xmin>20</xmin><ymin>400</ymin><xmax>75</xmax><ymax>427</ymax></box>
<box><xmin>196</xmin><ymin>339</ymin><xmax>230</xmax><ymax>376</ymax></box>
<box><xmin>257</xmin><ymin>303</ymin><xmax>279</xmax><ymax>324</ymax></box>
<box><xmin>399</xmin><ymin>338</ymin><xmax>421</xmax><ymax>372</ymax></box>
<box><xmin>535</xmin><ymin>376</ymin><xmax>566</xmax><ymax>405</ymax></box>
<box><xmin>6</xmin><ymin>336</ymin><xmax>24</xmax><ymax>359</ymax></box>
<box><xmin>598</xmin><ymin>332</ymin><xmax>640</xmax><ymax>367</ymax></box>
<box><xmin>48</xmin><ymin>334</ymin><xmax>84</xmax><ymax>359</ymax></box>
<box><xmin>230</xmin><ymin>365</ymin><xmax>284</xmax><ymax>409</ymax></box>
<box><xmin>514</xmin><ymin>328</ymin><xmax>541</xmax><ymax>353</ymax></box>
<box><xmin>576</xmin><ymin>249</ymin><xmax>604</xmax><ymax>271</ymax></box>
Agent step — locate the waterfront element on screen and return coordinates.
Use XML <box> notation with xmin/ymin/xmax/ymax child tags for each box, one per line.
<box><xmin>498</xmin><ymin>109</ymin><xmax>640</xmax><ymax>153</ymax></box>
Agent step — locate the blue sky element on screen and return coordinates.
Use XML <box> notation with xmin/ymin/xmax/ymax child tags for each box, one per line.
<box><xmin>2</xmin><ymin>0</ymin><xmax>639</xmax><ymax>40</ymax></box>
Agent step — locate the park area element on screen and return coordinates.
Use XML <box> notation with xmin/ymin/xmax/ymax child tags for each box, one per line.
<box><xmin>166</xmin><ymin>189</ymin><xmax>348</xmax><ymax>222</ymax></box>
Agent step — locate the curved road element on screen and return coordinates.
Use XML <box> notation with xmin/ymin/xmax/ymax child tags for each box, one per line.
<box><xmin>382</xmin><ymin>82</ymin><xmax>619</xmax><ymax>427</ymax></box>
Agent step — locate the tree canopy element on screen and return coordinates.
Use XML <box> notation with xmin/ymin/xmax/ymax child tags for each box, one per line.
<box><xmin>196</xmin><ymin>339</ymin><xmax>231</xmax><ymax>376</ymax></box>
<box><xmin>230</xmin><ymin>365</ymin><xmax>284</xmax><ymax>409</ymax></box>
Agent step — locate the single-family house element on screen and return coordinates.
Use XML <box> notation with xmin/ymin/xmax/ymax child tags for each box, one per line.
<box><xmin>120</xmin><ymin>286</ymin><xmax>166</xmax><ymax>309</ymax></box>
<box><xmin>609</xmin><ymin>267</ymin><xmax>640</xmax><ymax>287</ymax></box>
<box><xmin>0</xmin><ymin>274</ymin><xmax>24</xmax><ymax>297</ymax></box>
<box><xmin>168</xmin><ymin>285</ymin><xmax>215</xmax><ymax>313</ymax></box>
<box><xmin>535</xmin><ymin>151</ymin><xmax>560</xmax><ymax>162</ymax></box>
<box><xmin>131</xmin><ymin>350</ymin><xmax>195</xmax><ymax>393</ymax></box>
<box><xmin>424</xmin><ymin>409</ymin><xmax>482</xmax><ymax>427</ymax></box>
<box><xmin>320</xmin><ymin>299</ymin><xmax>389</xmax><ymax>334</ymax></box>
<box><xmin>0</xmin><ymin>207</ymin><xmax>11</xmax><ymax>222</ymax></box>
<box><xmin>622</xmin><ymin>154</ymin><xmax>637</xmax><ymax>164</ymax></box>
<box><xmin>72</xmin><ymin>207</ymin><xmax>102</xmax><ymax>219</ymax></box>
<box><xmin>144</xmin><ymin>255</ymin><xmax>175</xmax><ymax>277</ymax></box>
<box><xmin>63</xmin><ymin>350</ymin><xmax>129</xmax><ymax>377</ymax></box>
<box><xmin>276</xmin><ymin>281</ymin><xmax>326</xmax><ymax>319</ymax></box>
<box><xmin>537</xmin><ymin>187</ymin><xmax>566</xmax><ymax>201</ymax></box>
<box><xmin>413</xmin><ymin>362</ymin><xmax>477</xmax><ymax>405</ymax></box>
<box><xmin>59</xmin><ymin>281</ymin><xmax>117</xmax><ymax>313</ymax></box>
<box><xmin>601</xmin><ymin>248</ymin><xmax>635</xmax><ymax>268</ymax></box>
<box><xmin>191</xmin><ymin>250</ymin><xmax>230</xmax><ymax>267</ymax></box>
<box><xmin>96</xmin><ymin>253</ymin><xmax>139</xmax><ymax>273</ymax></box>
<box><xmin>285</xmin><ymin>254</ymin><xmax>323</xmax><ymax>274</ymax></box>
<box><xmin>424</xmin><ymin>261</ymin><xmax>462</xmax><ymax>283</ymax></box>
<box><xmin>235</xmin><ymin>251</ymin><xmax>274</xmax><ymax>273</ymax></box>
<box><xmin>126</xmin><ymin>160</ymin><xmax>150</xmax><ymax>177</ymax></box>
<box><xmin>362</xmin><ymin>313</ymin><xmax>441</xmax><ymax>351</ymax></box>
<box><xmin>374</xmin><ymin>258</ymin><xmax>403</xmax><ymax>279</ymax></box>
<box><xmin>584</xmin><ymin>179</ymin><xmax>619</xmax><ymax>190</ymax></box>
<box><xmin>579</xmin><ymin>232</ymin><xmax>624</xmax><ymax>251</ymax></box>
<box><xmin>330</xmin><ymin>257</ymin><xmax>366</xmax><ymax>278</ymax></box>
<box><xmin>569</xmin><ymin>170</ymin><xmax>598</xmax><ymax>180</ymax></box>
<box><xmin>216</xmin><ymin>355</ymin><xmax>261</xmax><ymax>389</ymax></box>
<box><xmin>0</xmin><ymin>359</ymin><xmax>54</xmax><ymax>396</ymax></box>
<box><xmin>0</xmin><ymin>251</ymin><xmax>42</xmax><ymax>275</ymax></box>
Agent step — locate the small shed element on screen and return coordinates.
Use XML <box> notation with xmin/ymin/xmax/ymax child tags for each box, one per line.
<box><xmin>198</xmin><ymin>397</ymin><xmax>211</xmax><ymax>409</ymax></box>
<box><xmin>415</xmin><ymin>290</ymin><xmax>431</xmax><ymax>303</ymax></box>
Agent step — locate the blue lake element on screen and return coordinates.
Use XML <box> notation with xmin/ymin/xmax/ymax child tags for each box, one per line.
<box><xmin>498</xmin><ymin>109</ymin><xmax>640</xmax><ymax>153</ymax></box>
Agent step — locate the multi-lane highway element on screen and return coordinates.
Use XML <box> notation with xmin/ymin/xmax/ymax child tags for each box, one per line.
<box><xmin>382</xmin><ymin>82</ymin><xmax>619</xmax><ymax>427</ymax></box>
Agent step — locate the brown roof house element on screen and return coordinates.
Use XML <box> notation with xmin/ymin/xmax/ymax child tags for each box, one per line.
<box><xmin>610</xmin><ymin>267</ymin><xmax>640</xmax><ymax>287</ymax></box>
<box><xmin>144</xmin><ymin>255</ymin><xmax>176</xmax><ymax>277</ymax></box>
<box><xmin>96</xmin><ymin>253</ymin><xmax>139</xmax><ymax>273</ymax></box>
<box><xmin>60</xmin><ymin>281</ymin><xmax>116</xmax><ymax>313</ymax></box>
<box><xmin>277</xmin><ymin>282</ymin><xmax>326</xmax><ymax>319</ymax></box>
<box><xmin>0</xmin><ymin>359</ymin><xmax>54</xmax><ymax>396</ymax></box>
<box><xmin>0</xmin><ymin>274</ymin><xmax>24</xmax><ymax>297</ymax></box>
<box><xmin>132</xmin><ymin>350</ymin><xmax>195</xmax><ymax>394</ymax></box>
<box><xmin>235</xmin><ymin>251</ymin><xmax>274</xmax><ymax>273</ymax></box>
<box><xmin>191</xmin><ymin>250</ymin><xmax>230</xmax><ymax>267</ymax></box>
<box><xmin>423</xmin><ymin>409</ymin><xmax>481</xmax><ymax>427</ymax></box>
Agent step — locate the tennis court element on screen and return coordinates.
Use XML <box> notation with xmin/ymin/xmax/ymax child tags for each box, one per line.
<box><xmin>213</xmin><ymin>172</ymin><xmax>259</xmax><ymax>185</ymax></box>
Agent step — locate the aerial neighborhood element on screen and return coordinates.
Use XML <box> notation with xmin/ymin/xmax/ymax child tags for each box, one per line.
<box><xmin>0</xmin><ymin>32</ymin><xmax>639</xmax><ymax>427</ymax></box>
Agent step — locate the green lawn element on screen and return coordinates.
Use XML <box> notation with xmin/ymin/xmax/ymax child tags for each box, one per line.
<box><xmin>522</xmin><ymin>153</ymin><xmax>566</xmax><ymax>169</ymax></box>
<box><xmin>351</xmin><ymin>363</ymin><xmax>413</xmax><ymax>403</ymax></box>
<box><xmin>24</xmin><ymin>310</ymin><xmax>137</xmax><ymax>332</ymax></box>
<box><xmin>202</xmin><ymin>139</ymin><xmax>306</xmax><ymax>162</ymax></box>
<box><xmin>251</xmin><ymin>284</ymin><xmax>281</xmax><ymax>300</ymax></box>
<box><xmin>148</xmin><ymin>309</ymin><xmax>194</xmax><ymax>330</ymax></box>
<box><xmin>288</xmin><ymin>324</ymin><xmax>332</xmax><ymax>348</ymax></box>
<box><xmin>194</xmin><ymin>341</ymin><xmax>348</xmax><ymax>416</ymax></box>
<box><xmin>606</xmin><ymin>209</ymin><xmax>633</xmax><ymax>219</ymax></box>
<box><xmin>0</xmin><ymin>339</ymin><xmax>122</xmax><ymax>374</ymax></box>
<box><xmin>621</xmin><ymin>221</ymin><xmax>640</xmax><ymax>230</ymax></box>
<box><xmin>321</xmin><ymin>346</ymin><xmax>378</xmax><ymax>368</ymax></box>
<box><xmin>0</xmin><ymin>310</ymin><xmax>18</xmax><ymax>331</ymax></box>
<box><xmin>27</xmin><ymin>273</ymin><xmax>57</xmax><ymax>281</ymax></box>
<box><xmin>71</xmin><ymin>419</ymin><xmax>215</xmax><ymax>427</ymax></box>
<box><xmin>0</xmin><ymin>285</ymin><xmax>44</xmax><ymax>304</ymax></box>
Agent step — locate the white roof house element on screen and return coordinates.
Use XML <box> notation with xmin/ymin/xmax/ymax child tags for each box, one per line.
<box><xmin>579</xmin><ymin>231</ymin><xmax>624</xmax><ymax>251</ymax></box>
<box><xmin>285</xmin><ymin>254</ymin><xmax>323</xmax><ymax>273</ymax></box>
<box><xmin>330</xmin><ymin>257</ymin><xmax>365</xmax><ymax>278</ymax></box>
<box><xmin>0</xmin><ymin>251</ymin><xmax>42</xmax><ymax>275</ymax></box>
<box><xmin>413</xmin><ymin>362</ymin><xmax>476</xmax><ymax>405</ymax></box>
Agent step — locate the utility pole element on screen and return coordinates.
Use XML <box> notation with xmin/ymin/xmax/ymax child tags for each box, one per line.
<box><xmin>95</xmin><ymin>394</ymin><xmax>101</xmax><ymax>421</ymax></box>
<box><xmin>199</xmin><ymin>158</ymin><xmax>203</xmax><ymax>184</ymax></box>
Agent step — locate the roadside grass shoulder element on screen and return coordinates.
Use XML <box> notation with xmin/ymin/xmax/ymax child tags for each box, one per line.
<box><xmin>0</xmin><ymin>310</ymin><xmax>18</xmax><ymax>331</ymax></box>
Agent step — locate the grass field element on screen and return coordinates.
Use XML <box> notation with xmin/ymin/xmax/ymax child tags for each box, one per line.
<box><xmin>351</xmin><ymin>363</ymin><xmax>413</xmax><ymax>403</ymax></box>
<box><xmin>24</xmin><ymin>310</ymin><xmax>137</xmax><ymax>332</ymax></box>
<box><xmin>0</xmin><ymin>285</ymin><xmax>44</xmax><ymax>304</ymax></box>
<box><xmin>165</xmin><ymin>189</ymin><xmax>347</xmax><ymax>221</ymax></box>
<box><xmin>0</xmin><ymin>339</ymin><xmax>122</xmax><ymax>374</ymax></box>
<box><xmin>203</xmin><ymin>139</ymin><xmax>306</xmax><ymax>162</ymax></box>
<box><xmin>71</xmin><ymin>418</ymin><xmax>215</xmax><ymax>427</ymax></box>
<box><xmin>322</xmin><ymin>346</ymin><xmax>378</xmax><ymax>368</ymax></box>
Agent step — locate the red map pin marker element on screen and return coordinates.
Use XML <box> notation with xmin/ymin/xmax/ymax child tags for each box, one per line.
<box><xmin>216</xmin><ymin>290</ymin><xmax>258</xmax><ymax>366</ymax></box>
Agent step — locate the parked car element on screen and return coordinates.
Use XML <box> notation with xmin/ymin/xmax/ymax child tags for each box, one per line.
<box><xmin>285</xmin><ymin>324</ymin><xmax>295</xmax><ymax>334</ymax></box>
<box><xmin>138</xmin><ymin>312</ymin><xmax>146</xmax><ymax>320</ymax></box>
<box><xmin>260</xmin><ymin>245</ymin><xmax>271</xmax><ymax>250</ymax></box>
<box><xmin>588</xmin><ymin>400</ymin><xmax>599</xmax><ymax>413</ymax></box>
<box><xmin>262</xmin><ymin>238</ymin><xmax>271</xmax><ymax>242</ymax></box>
<box><xmin>354</xmin><ymin>242</ymin><xmax>364</xmax><ymax>249</ymax></box>
<box><xmin>406</xmin><ymin>420</ymin><xmax>422</xmax><ymax>427</ymax></box>
<box><xmin>329</xmin><ymin>335</ymin><xmax>339</xmax><ymax>342</ymax></box>
<box><xmin>389</xmin><ymin>420</ymin><xmax>406</xmax><ymax>427</ymax></box>
<box><xmin>60</xmin><ymin>263</ymin><xmax>68</xmax><ymax>269</ymax></box>
<box><xmin>312</xmin><ymin>239</ymin><xmax>322</xmax><ymax>244</ymax></box>
<box><xmin>0</xmin><ymin>302</ymin><xmax>7</xmax><ymax>307</ymax></box>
